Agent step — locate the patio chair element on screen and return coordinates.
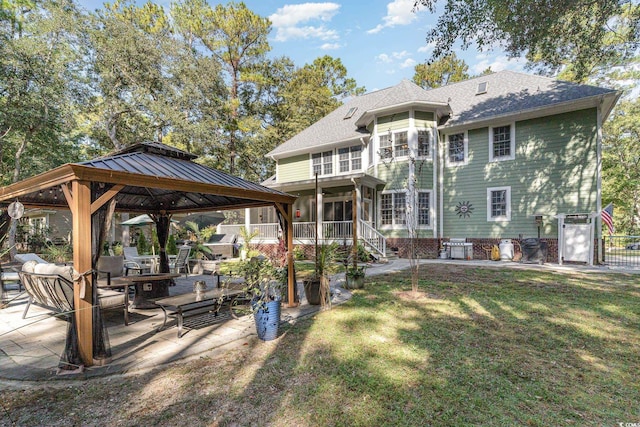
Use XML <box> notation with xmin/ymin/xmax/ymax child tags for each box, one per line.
<box><xmin>170</xmin><ymin>245</ymin><xmax>191</xmax><ymax>277</ymax></box>
<box><xmin>96</xmin><ymin>256</ymin><xmax>139</xmax><ymax>286</ymax></box>
<box><xmin>1</xmin><ymin>262</ymin><xmax>22</xmax><ymax>307</ymax></box>
<box><xmin>123</xmin><ymin>246</ymin><xmax>153</xmax><ymax>274</ymax></box>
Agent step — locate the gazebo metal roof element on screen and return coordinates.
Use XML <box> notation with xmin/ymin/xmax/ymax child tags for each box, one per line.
<box><xmin>0</xmin><ymin>141</ymin><xmax>295</xmax><ymax>213</ymax></box>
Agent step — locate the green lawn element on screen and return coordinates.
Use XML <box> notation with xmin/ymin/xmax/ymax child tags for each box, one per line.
<box><xmin>3</xmin><ymin>264</ymin><xmax>639</xmax><ymax>426</ymax></box>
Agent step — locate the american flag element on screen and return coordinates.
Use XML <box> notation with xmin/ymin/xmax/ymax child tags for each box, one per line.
<box><xmin>601</xmin><ymin>203</ymin><xmax>614</xmax><ymax>235</ymax></box>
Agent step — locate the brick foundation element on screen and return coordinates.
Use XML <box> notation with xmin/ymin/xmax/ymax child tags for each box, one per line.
<box><xmin>253</xmin><ymin>238</ymin><xmax>563</xmax><ymax>263</ymax></box>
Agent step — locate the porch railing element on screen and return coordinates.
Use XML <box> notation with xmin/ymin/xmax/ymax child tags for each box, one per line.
<box><xmin>218</xmin><ymin>221</ymin><xmax>388</xmax><ymax>257</ymax></box>
<box><xmin>359</xmin><ymin>219</ymin><xmax>387</xmax><ymax>257</ymax></box>
<box><xmin>322</xmin><ymin>221</ymin><xmax>353</xmax><ymax>240</ymax></box>
<box><xmin>293</xmin><ymin>222</ymin><xmax>315</xmax><ymax>239</ymax></box>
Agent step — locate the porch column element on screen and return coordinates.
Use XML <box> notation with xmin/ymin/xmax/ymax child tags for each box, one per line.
<box><xmin>71</xmin><ymin>180</ymin><xmax>94</xmax><ymax>365</ymax></box>
<box><xmin>352</xmin><ymin>183</ymin><xmax>359</xmax><ymax>268</ymax></box>
<box><xmin>286</xmin><ymin>203</ymin><xmax>296</xmax><ymax>307</ymax></box>
<box><xmin>316</xmin><ymin>186</ymin><xmax>323</xmax><ymax>244</ymax></box>
<box><xmin>245</xmin><ymin>207</ymin><xmax>251</xmax><ymax>234</ymax></box>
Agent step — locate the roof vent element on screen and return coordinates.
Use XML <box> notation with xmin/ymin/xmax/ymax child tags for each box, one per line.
<box><xmin>344</xmin><ymin>107</ymin><xmax>357</xmax><ymax>119</ymax></box>
<box><xmin>476</xmin><ymin>81</ymin><xmax>488</xmax><ymax>95</ymax></box>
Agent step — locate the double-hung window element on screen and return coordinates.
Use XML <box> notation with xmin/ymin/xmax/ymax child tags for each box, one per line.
<box><xmin>379</xmin><ymin>134</ymin><xmax>392</xmax><ymax>160</ymax></box>
<box><xmin>489</xmin><ymin>124</ymin><xmax>515</xmax><ymax>161</ymax></box>
<box><xmin>379</xmin><ymin>131</ymin><xmax>409</xmax><ymax>160</ymax></box>
<box><xmin>312</xmin><ymin>151</ymin><xmax>333</xmax><ymax>176</ymax></box>
<box><xmin>487</xmin><ymin>186</ymin><xmax>511</xmax><ymax>221</ymax></box>
<box><xmin>418</xmin><ymin>191</ymin><xmax>431</xmax><ymax>226</ymax></box>
<box><xmin>338</xmin><ymin>145</ymin><xmax>362</xmax><ymax>173</ymax></box>
<box><xmin>380</xmin><ymin>192</ymin><xmax>406</xmax><ymax>226</ymax></box>
<box><xmin>394</xmin><ymin>131</ymin><xmax>409</xmax><ymax>158</ymax></box>
<box><xmin>447</xmin><ymin>132</ymin><xmax>467</xmax><ymax>165</ymax></box>
<box><xmin>417</xmin><ymin>130</ymin><xmax>431</xmax><ymax>158</ymax></box>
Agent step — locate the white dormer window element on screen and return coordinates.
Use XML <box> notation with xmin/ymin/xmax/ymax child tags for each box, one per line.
<box><xmin>476</xmin><ymin>81</ymin><xmax>488</xmax><ymax>95</ymax></box>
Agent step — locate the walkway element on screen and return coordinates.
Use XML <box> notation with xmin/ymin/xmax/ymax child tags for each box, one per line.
<box><xmin>0</xmin><ymin>258</ymin><xmax>635</xmax><ymax>382</ymax></box>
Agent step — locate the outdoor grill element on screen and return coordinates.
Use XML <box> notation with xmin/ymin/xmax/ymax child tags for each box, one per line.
<box><xmin>443</xmin><ymin>238</ymin><xmax>473</xmax><ymax>260</ymax></box>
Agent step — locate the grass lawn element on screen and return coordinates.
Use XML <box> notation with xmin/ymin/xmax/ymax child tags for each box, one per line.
<box><xmin>2</xmin><ymin>264</ymin><xmax>639</xmax><ymax>426</ymax></box>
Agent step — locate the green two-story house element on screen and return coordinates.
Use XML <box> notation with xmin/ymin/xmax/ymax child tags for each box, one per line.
<box><xmin>220</xmin><ymin>71</ymin><xmax>620</xmax><ymax>262</ymax></box>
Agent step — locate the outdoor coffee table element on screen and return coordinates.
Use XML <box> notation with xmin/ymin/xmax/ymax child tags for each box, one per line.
<box><xmin>115</xmin><ymin>273</ymin><xmax>179</xmax><ymax>309</ymax></box>
<box><xmin>154</xmin><ymin>288</ymin><xmax>245</xmax><ymax>338</ymax></box>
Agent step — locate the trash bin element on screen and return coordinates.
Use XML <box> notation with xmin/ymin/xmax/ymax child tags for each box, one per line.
<box><xmin>499</xmin><ymin>239</ymin><xmax>514</xmax><ymax>261</ymax></box>
<box><xmin>521</xmin><ymin>238</ymin><xmax>548</xmax><ymax>264</ymax></box>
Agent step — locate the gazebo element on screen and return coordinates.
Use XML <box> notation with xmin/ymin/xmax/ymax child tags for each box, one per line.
<box><xmin>0</xmin><ymin>142</ymin><xmax>297</xmax><ymax>366</ymax></box>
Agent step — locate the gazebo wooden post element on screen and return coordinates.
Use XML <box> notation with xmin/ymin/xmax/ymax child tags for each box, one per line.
<box><xmin>286</xmin><ymin>202</ymin><xmax>296</xmax><ymax>308</ymax></box>
<box><xmin>275</xmin><ymin>202</ymin><xmax>297</xmax><ymax>308</ymax></box>
<box><xmin>70</xmin><ymin>180</ymin><xmax>94</xmax><ymax>366</ymax></box>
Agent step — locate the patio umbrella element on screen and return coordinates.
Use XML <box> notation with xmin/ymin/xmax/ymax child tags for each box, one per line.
<box><xmin>121</xmin><ymin>214</ymin><xmax>177</xmax><ymax>255</ymax></box>
<box><xmin>178</xmin><ymin>212</ymin><xmax>225</xmax><ymax>229</ymax></box>
<box><xmin>120</xmin><ymin>214</ymin><xmax>154</xmax><ymax>226</ymax></box>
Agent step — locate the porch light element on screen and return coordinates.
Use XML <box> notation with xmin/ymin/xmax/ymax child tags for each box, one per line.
<box><xmin>295</xmin><ymin>209</ymin><xmax>301</xmax><ymax>218</ymax></box>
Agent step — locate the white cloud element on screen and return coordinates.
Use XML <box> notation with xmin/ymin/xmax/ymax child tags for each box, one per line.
<box><xmin>367</xmin><ymin>0</ymin><xmax>419</xmax><ymax>34</ymax></box>
<box><xmin>376</xmin><ymin>51</ymin><xmax>411</xmax><ymax>63</ymax></box>
<box><xmin>321</xmin><ymin>43</ymin><xmax>341</xmax><ymax>50</ymax></box>
<box><xmin>472</xmin><ymin>55</ymin><xmax>526</xmax><ymax>74</ymax></box>
<box><xmin>417</xmin><ymin>41</ymin><xmax>436</xmax><ymax>53</ymax></box>
<box><xmin>400</xmin><ymin>58</ymin><xmax>416</xmax><ymax>69</ymax></box>
<box><xmin>274</xmin><ymin>26</ymin><xmax>339</xmax><ymax>42</ymax></box>
<box><xmin>270</xmin><ymin>3</ymin><xmax>341</xmax><ymax>42</ymax></box>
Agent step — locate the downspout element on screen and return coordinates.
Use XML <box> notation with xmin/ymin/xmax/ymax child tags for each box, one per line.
<box><xmin>596</xmin><ymin>97</ymin><xmax>604</xmax><ymax>264</ymax></box>
<box><xmin>432</xmin><ymin>121</ymin><xmax>438</xmax><ymax>239</ymax></box>
<box><xmin>438</xmin><ymin>128</ymin><xmax>444</xmax><ymax>239</ymax></box>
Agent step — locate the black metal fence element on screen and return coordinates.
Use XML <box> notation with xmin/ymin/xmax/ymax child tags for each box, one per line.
<box><xmin>603</xmin><ymin>235</ymin><xmax>640</xmax><ymax>268</ymax></box>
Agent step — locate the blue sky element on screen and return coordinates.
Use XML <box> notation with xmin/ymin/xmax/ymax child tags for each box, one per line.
<box><xmin>79</xmin><ymin>0</ymin><xmax>528</xmax><ymax>92</ymax></box>
<box><xmin>237</xmin><ymin>0</ymin><xmax>528</xmax><ymax>91</ymax></box>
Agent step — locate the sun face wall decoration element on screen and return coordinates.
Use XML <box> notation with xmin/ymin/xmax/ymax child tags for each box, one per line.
<box><xmin>455</xmin><ymin>201</ymin><xmax>474</xmax><ymax>218</ymax></box>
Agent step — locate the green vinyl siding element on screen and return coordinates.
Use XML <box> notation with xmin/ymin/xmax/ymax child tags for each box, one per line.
<box><xmin>414</xmin><ymin>111</ymin><xmax>434</xmax><ymax>128</ymax></box>
<box><xmin>378</xmin><ymin>112</ymin><xmax>410</xmax><ymax>131</ymax></box>
<box><xmin>374</xmin><ymin>161</ymin><xmax>434</xmax><ymax>190</ymax></box>
<box><xmin>375</xmin><ymin>162</ymin><xmax>410</xmax><ymax>189</ymax></box>
<box><xmin>278</xmin><ymin>154</ymin><xmax>310</xmax><ymax>183</ymax></box>
<box><xmin>415</xmin><ymin>160</ymin><xmax>434</xmax><ymax>188</ymax></box>
<box><xmin>442</xmin><ymin>108</ymin><xmax>598</xmax><ymax>238</ymax></box>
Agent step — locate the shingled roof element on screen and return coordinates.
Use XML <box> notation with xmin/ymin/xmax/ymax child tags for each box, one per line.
<box><xmin>267</xmin><ymin>71</ymin><xmax>620</xmax><ymax>158</ymax></box>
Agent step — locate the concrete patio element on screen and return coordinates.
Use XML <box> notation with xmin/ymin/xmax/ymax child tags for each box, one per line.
<box><xmin>0</xmin><ymin>258</ymin><xmax>635</xmax><ymax>382</ymax></box>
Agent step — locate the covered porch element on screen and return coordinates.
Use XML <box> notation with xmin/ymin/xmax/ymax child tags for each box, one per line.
<box><xmin>221</xmin><ymin>173</ymin><xmax>388</xmax><ymax>257</ymax></box>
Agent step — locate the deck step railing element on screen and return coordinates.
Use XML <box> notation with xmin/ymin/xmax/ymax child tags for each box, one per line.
<box><xmin>359</xmin><ymin>220</ymin><xmax>386</xmax><ymax>257</ymax></box>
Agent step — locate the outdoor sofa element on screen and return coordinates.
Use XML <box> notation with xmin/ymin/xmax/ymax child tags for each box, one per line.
<box><xmin>19</xmin><ymin>260</ymin><xmax>128</xmax><ymax>324</ymax></box>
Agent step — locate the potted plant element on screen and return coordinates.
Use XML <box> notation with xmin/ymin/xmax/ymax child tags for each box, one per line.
<box><xmin>344</xmin><ymin>264</ymin><xmax>366</xmax><ymax>289</ymax></box>
<box><xmin>303</xmin><ymin>242</ymin><xmax>339</xmax><ymax>308</ymax></box>
<box><xmin>183</xmin><ymin>221</ymin><xmax>214</xmax><ymax>273</ymax></box>
<box><xmin>240</xmin><ymin>256</ymin><xmax>284</xmax><ymax>341</ymax></box>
